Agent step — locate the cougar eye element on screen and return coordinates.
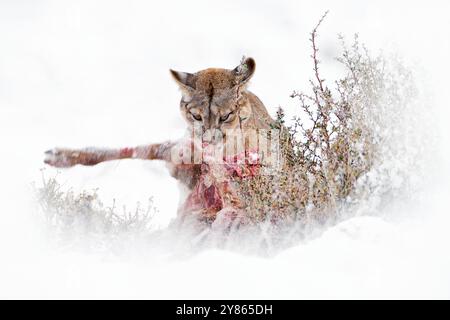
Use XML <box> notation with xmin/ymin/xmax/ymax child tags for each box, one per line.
<box><xmin>220</xmin><ymin>112</ymin><xmax>233</xmax><ymax>122</ymax></box>
<box><xmin>191</xmin><ymin>113</ymin><xmax>202</xmax><ymax>121</ymax></box>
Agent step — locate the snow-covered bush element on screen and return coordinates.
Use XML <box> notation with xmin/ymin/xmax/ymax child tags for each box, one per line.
<box><xmin>34</xmin><ymin>13</ymin><xmax>429</xmax><ymax>253</ymax></box>
<box><xmin>236</xmin><ymin>13</ymin><xmax>428</xmax><ymax>224</ymax></box>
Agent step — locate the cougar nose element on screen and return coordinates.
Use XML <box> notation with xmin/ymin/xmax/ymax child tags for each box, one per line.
<box><xmin>203</xmin><ymin>129</ymin><xmax>223</xmax><ymax>145</ymax></box>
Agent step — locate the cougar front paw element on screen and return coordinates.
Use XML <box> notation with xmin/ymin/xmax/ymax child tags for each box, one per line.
<box><xmin>44</xmin><ymin>148</ymin><xmax>82</xmax><ymax>168</ymax></box>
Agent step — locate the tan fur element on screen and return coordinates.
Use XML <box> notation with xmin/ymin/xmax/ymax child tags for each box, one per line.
<box><xmin>194</xmin><ymin>68</ymin><xmax>236</xmax><ymax>91</ymax></box>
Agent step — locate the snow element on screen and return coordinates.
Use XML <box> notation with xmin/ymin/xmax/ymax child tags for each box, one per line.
<box><xmin>1</xmin><ymin>0</ymin><xmax>450</xmax><ymax>299</ymax></box>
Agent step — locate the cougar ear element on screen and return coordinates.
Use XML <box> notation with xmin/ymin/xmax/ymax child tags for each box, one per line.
<box><xmin>170</xmin><ymin>69</ymin><xmax>197</xmax><ymax>91</ymax></box>
<box><xmin>232</xmin><ymin>57</ymin><xmax>256</xmax><ymax>86</ymax></box>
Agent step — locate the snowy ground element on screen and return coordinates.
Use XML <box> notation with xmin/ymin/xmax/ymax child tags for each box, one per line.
<box><xmin>1</xmin><ymin>0</ymin><xmax>450</xmax><ymax>299</ymax></box>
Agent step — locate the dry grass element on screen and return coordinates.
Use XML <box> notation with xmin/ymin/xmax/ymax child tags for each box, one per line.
<box><xmin>33</xmin><ymin>170</ymin><xmax>157</xmax><ymax>251</ymax></box>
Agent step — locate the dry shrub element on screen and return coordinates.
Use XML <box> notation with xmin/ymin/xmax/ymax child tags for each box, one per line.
<box><xmin>33</xmin><ymin>170</ymin><xmax>156</xmax><ymax>252</ymax></box>
<box><xmin>237</xmin><ymin>12</ymin><xmax>423</xmax><ymax>224</ymax></box>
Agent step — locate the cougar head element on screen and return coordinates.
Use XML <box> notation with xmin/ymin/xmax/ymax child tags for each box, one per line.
<box><xmin>170</xmin><ymin>58</ymin><xmax>256</xmax><ymax>145</ymax></box>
